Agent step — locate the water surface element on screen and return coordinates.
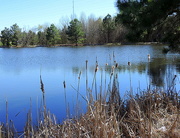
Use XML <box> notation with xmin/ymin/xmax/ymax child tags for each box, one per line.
<box><xmin>0</xmin><ymin>45</ymin><xmax>179</xmax><ymax>131</ymax></box>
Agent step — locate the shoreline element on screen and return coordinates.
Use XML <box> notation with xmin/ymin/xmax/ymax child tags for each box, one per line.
<box><xmin>0</xmin><ymin>42</ymin><xmax>168</xmax><ymax>48</ymax></box>
<box><xmin>1</xmin><ymin>42</ymin><xmax>179</xmax><ymax>53</ymax></box>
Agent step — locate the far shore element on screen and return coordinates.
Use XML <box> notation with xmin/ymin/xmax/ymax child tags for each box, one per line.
<box><xmin>0</xmin><ymin>42</ymin><xmax>168</xmax><ymax>48</ymax></box>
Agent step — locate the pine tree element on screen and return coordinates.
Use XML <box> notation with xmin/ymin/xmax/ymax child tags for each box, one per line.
<box><xmin>46</xmin><ymin>24</ymin><xmax>60</xmax><ymax>46</ymax></box>
<box><xmin>66</xmin><ymin>19</ymin><xmax>84</xmax><ymax>46</ymax></box>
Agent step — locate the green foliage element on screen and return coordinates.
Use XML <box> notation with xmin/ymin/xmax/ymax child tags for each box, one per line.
<box><xmin>60</xmin><ymin>25</ymin><xmax>69</xmax><ymax>44</ymax></box>
<box><xmin>66</xmin><ymin>19</ymin><xmax>84</xmax><ymax>45</ymax></box>
<box><xmin>38</xmin><ymin>31</ymin><xmax>47</xmax><ymax>45</ymax></box>
<box><xmin>19</xmin><ymin>30</ymin><xmax>38</xmax><ymax>47</ymax></box>
<box><xmin>116</xmin><ymin>0</ymin><xmax>180</xmax><ymax>47</ymax></box>
<box><xmin>159</xmin><ymin>15</ymin><xmax>180</xmax><ymax>48</ymax></box>
<box><xmin>20</xmin><ymin>31</ymin><xmax>29</xmax><ymax>46</ymax></box>
<box><xmin>116</xmin><ymin>0</ymin><xmax>150</xmax><ymax>41</ymax></box>
<box><xmin>0</xmin><ymin>24</ymin><xmax>21</xmax><ymax>47</ymax></box>
<box><xmin>0</xmin><ymin>14</ymin><xmax>131</xmax><ymax>46</ymax></box>
<box><xmin>28</xmin><ymin>30</ymin><xmax>38</xmax><ymax>45</ymax></box>
<box><xmin>46</xmin><ymin>24</ymin><xmax>61</xmax><ymax>46</ymax></box>
<box><xmin>1</xmin><ymin>27</ymin><xmax>12</xmax><ymax>47</ymax></box>
<box><xmin>11</xmin><ymin>23</ymin><xmax>21</xmax><ymax>46</ymax></box>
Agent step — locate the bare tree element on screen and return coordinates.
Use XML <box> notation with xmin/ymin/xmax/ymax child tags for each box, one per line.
<box><xmin>80</xmin><ymin>12</ymin><xmax>88</xmax><ymax>44</ymax></box>
<box><xmin>86</xmin><ymin>15</ymin><xmax>103</xmax><ymax>45</ymax></box>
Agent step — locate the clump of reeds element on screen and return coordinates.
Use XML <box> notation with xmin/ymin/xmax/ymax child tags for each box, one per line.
<box><xmin>56</xmin><ymin>90</ymin><xmax>179</xmax><ymax>137</ymax></box>
<box><xmin>120</xmin><ymin>90</ymin><xmax>179</xmax><ymax>137</ymax></box>
<box><xmin>0</xmin><ymin>99</ymin><xmax>19</xmax><ymax>138</ymax></box>
<box><xmin>29</xmin><ymin>71</ymin><xmax>179</xmax><ymax>137</ymax></box>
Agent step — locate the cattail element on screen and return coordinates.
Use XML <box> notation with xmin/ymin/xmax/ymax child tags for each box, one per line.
<box><xmin>95</xmin><ymin>65</ymin><xmax>99</xmax><ymax>72</ymax></box>
<box><xmin>115</xmin><ymin>63</ymin><xmax>118</xmax><ymax>68</ymax></box>
<box><xmin>96</xmin><ymin>57</ymin><xmax>98</xmax><ymax>66</ymax></box>
<box><xmin>78</xmin><ymin>71</ymin><xmax>82</xmax><ymax>79</ymax></box>
<box><xmin>111</xmin><ymin>65</ymin><xmax>115</xmax><ymax>75</ymax></box>
<box><xmin>40</xmin><ymin>75</ymin><xmax>45</xmax><ymax>93</ymax></box>
<box><xmin>148</xmin><ymin>54</ymin><xmax>150</xmax><ymax>59</ymax></box>
<box><xmin>128</xmin><ymin>62</ymin><xmax>131</xmax><ymax>66</ymax></box>
<box><xmin>63</xmin><ymin>81</ymin><xmax>66</xmax><ymax>88</ymax></box>
<box><xmin>86</xmin><ymin>60</ymin><xmax>88</xmax><ymax>70</ymax></box>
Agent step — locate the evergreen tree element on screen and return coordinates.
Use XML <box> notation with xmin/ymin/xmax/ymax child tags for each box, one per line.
<box><xmin>116</xmin><ymin>0</ymin><xmax>180</xmax><ymax>47</ymax></box>
<box><xmin>28</xmin><ymin>30</ymin><xmax>38</xmax><ymax>45</ymax></box>
<box><xmin>10</xmin><ymin>24</ymin><xmax>21</xmax><ymax>46</ymax></box>
<box><xmin>46</xmin><ymin>24</ymin><xmax>60</xmax><ymax>46</ymax></box>
<box><xmin>20</xmin><ymin>31</ymin><xmax>29</xmax><ymax>46</ymax></box>
<box><xmin>60</xmin><ymin>25</ymin><xmax>69</xmax><ymax>44</ymax></box>
<box><xmin>37</xmin><ymin>25</ymin><xmax>47</xmax><ymax>46</ymax></box>
<box><xmin>1</xmin><ymin>27</ymin><xmax>12</xmax><ymax>47</ymax></box>
<box><xmin>38</xmin><ymin>31</ymin><xmax>47</xmax><ymax>46</ymax></box>
<box><xmin>66</xmin><ymin>19</ymin><xmax>84</xmax><ymax>46</ymax></box>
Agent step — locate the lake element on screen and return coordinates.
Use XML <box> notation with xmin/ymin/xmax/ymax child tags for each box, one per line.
<box><xmin>0</xmin><ymin>45</ymin><xmax>179</xmax><ymax>132</ymax></box>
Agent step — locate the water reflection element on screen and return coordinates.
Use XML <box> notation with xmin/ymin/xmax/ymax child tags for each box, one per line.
<box><xmin>175</xmin><ymin>59</ymin><xmax>180</xmax><ymax>73</ymax></box>
<box><xmin>148</xmin><ymin>58</ymin><xmax>167</xmax><ymax>87</ymax></box>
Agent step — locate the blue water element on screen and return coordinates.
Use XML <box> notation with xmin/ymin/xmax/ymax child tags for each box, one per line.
<box><xmin>0</xmin><ymin>45</ymin><xmax>179</xmax><ymax>131</ymax></box>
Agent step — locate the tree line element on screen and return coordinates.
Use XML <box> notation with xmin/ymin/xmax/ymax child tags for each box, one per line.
<box><xmin>0</xmin><ymin>14</ymin><xmax>126</xmax><ymax>47</ymax></box>
<box><xmin>0</xmin><ymin>0</ymin><xmax>179</xmax><ymax>48</ymax></box>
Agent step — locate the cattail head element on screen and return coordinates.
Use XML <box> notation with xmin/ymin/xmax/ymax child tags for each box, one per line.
<box><xmin>115</xmin><ymin>63</ymin><xmax>118</xmax><ymax>68</ymax></box>
<box><xmin>63</xmin><ymin>81</ymin><xmax>66</xmax><ymax>88</ymax></box>
<box><xmin>128</xmin><ymin>62</ymin><xmax>131</xmax><ymax>66</ymax></box>
<box><xmin>40</xmin><ymin>75</ymin><xmax>45</xmax><ymax>93</ymax></box>
<box><xmin>78</xmin><ymin>71</ymin><xmax>82</xmax><ymax>79</ymax></box>
<box><xmin>111</xmin><ymin>65</ymin><xmax>115</xmax><ymax>74</ymax></box>
<box><xmin>95</xmin><ymin>65</ymin><xmax>99</xmax><ymax>72</ymax></box>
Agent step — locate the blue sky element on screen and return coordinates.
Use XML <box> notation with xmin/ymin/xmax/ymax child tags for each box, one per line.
<box><xmin>0</xmin><ymin>0</ymin><xmax>118</xmax><ymax>30</ymax></box>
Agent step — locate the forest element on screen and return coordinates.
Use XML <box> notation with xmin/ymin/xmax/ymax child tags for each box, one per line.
<box><xmin>0</xmin><ymin>0</ymin><xmax>179</xmax><ymax>49</ymax></box>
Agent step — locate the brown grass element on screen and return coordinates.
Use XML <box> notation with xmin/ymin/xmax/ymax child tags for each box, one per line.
<box><xmin>27</xmin><ymin>90</ymin><xmax>178</xmax><ymax>138</ymax></box>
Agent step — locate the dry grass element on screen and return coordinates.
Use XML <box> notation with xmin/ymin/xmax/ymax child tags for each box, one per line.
<box><xmin>25</xmin><ymin>91</ymin><xmax>178</xmax><ymax>138</ymax></box>
<box><xmin>0</xmin><ymin>91</ymin><xmax>179</xmax><ymax>138</ymax></box>
<box><xmin>53</xmin><ymin>89</ymin><xmax>179</xmax><ymax>138</ymax></box>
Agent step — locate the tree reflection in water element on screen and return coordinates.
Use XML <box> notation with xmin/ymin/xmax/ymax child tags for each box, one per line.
<box><xmin>148</xmin><ymin>58</ymin><xmax>167</xmax><ymax>87</ymax></box>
